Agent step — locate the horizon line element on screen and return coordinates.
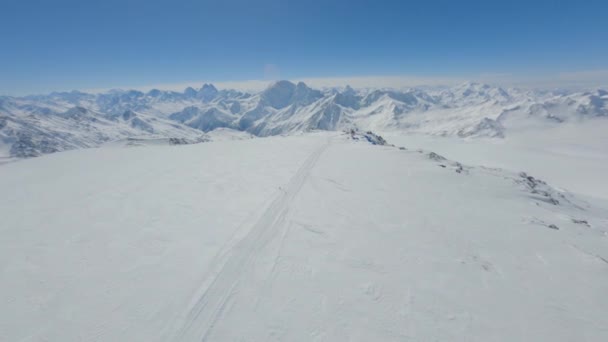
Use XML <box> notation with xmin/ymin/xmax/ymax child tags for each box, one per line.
<box><xmin>4</xmin><ymin>70</ymin><xmax>608</xmax><ymax>97</ymax></box>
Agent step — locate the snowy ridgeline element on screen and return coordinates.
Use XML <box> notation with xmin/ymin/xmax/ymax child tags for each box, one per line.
<box><xmin>1</xmin><ymin>132</ymin><xmax>607</xmax><ymax>341</ymax></box>
<box><xmin>1</xmin><ymin>80</ymin><xmax>607</xmax><ymax>158</ymax></box>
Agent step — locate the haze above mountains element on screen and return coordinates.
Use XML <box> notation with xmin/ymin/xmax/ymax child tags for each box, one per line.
<box><xmin>1</xmin><ymin>80</ymin><xmax>607</xmax><ymax>160</ymax></box>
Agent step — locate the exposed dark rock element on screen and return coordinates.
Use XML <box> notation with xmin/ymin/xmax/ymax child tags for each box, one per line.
<box><xmin>428</xmin><ymin>152</ymin><xmax>447</xmax><ymax>161</ymax></box>
<box><xmin>572</xmin><ymin>219</ymin><xmax>590</xmax><ymax>227</ymax></box>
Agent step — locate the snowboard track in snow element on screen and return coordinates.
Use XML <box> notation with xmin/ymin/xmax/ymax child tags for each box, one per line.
<box><xmin>172</xmin><ymin>138</ymin><xmax>330</xmax><ymax>342</ymax></box>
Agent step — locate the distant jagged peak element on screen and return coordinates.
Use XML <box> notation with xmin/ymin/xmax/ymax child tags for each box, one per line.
<box><xmin>261</xmin><ymin>80</ymin><xmax>297</xmax><ymax>109</ymax></box>
<box><xmin>49</xmin><ymin>89</ymin><xmax>88</xmax><ymax>97</ymax></box>
<box><xmin>198</xmin><ymin>83</ymin><xmax>219</xmax><ymax>101</ymax></box>
<box><xmin>343</xmin><ymin>85</ymin><xmax>356</xmax><ymax>95</ymax></box>
<box><xmin>37</xmin><ymin>90</ymin><xmax>92</xmax><ymax>103</ymax></box>
<box><xmin>294</xmin><ymin>81</ymin><xmax>321</xmax><ymax>98</ymax></box>
<box><xmin>333</xmin><ymin>86</ymin><xmax>361</xmax><ymax>109</ymax></box>
<box><xmin>263</xmin><ymin>80</ymin><xmax>297</xmax><ymax>95</ymax></box>
<box><xmin>581</xmin><ymin>88</ymin><xmax>608</xmax><ymax>98</ymax></box>
<box><xmin>146</xmin><ymin>89</ymin><xmax>162</xmax><ymax>97</ymax></box>
<box><xmin>295</xmin><ymin>81</ymin><xmax>311</xmax><ymax>90</ymax></box>
<box><xmin>448</xmin><ymin>81</ymin><xmax>512</xmax><ymax>102</ymax></box>
<box><xmin>200</xmin><ymin>83</ymin><xmax>218</xmax><ymax>93</ymax></box>
<box><xmin>91</xmin><ymin>89</ymin><xmax>142</xmax><ymax>101</ymax></box>
<box><xmin>123</xmin><ymin>89</ymin><xmax>145</xmax><ymax>98</ymax></box>
<box><xmin>454</xmin><ymin>81</ymin><xmax>511</xmax><ymax>93</ymax></box>
<box><xmin>362</xmin><ymin>88</ymin><xmax>431</xmax><ymax>107</ymax></box>
<box><xmin>457</xmin><ymin>81</ymin><xmax>490</xmax><ymax>88</ymax></box>
<box><xmin>184</xmin><ymin>86</ymin><xmax>198</xmax><ymax>97</ymax></box>
<box><xmin>453</xmin><ymin>81</ymin><xmax>492</xmax><ymax>95</ymax></box>
<box><xmin>267</xmin><ymin>80</ymin><xmax>296</xmax><ymax>89</ymax></box>
<box><xmin>295</xmin><ymin>81</ymin><xmax>312</xmax><ymax>96</ymax></box>
<box><xmin>260</xmin><ymin>80</ymin><xmax>322</xmax><ymax>109</ymax></box>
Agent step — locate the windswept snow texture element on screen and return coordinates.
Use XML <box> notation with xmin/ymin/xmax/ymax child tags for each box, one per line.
<box><xmin>1</xmin><ymin>81</ymin><xmax>607</xmax><ymax>158</ymax></box>
<box><xmin>381</xmin><ymin>119</ymin><xmax>608</xmax><ymax>200</ymax></box>
<box><xmin>1</xmin><ymin>132</ymin><xmax>608</xmax><ymax>341</ymax></box>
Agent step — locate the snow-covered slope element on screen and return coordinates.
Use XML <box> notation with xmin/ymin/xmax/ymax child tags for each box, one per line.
<box><xmin>1</xmin><ymin>81</ymin><xmax>607</xmax><ymax>159</ymax></box>
<box><xmin>1</xmin><ymin>132</ymin><xmax>607</xmax><ymax>341</ymax></box>
<box><xmin>382</xmin><ymin>119</ymin><xmax>608</xmax><ymax>201</ymax></box>
<box><xmin>0</xmin><ymin>104</ymin><xmax>206</xmax><ymax>158</ymax></box>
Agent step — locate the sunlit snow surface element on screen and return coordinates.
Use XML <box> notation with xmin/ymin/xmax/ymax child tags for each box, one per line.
<box><xmin>1</xmin><ymin>131</ymin><xmax>607</xmax><ymax>341</ymax></box>
<box><xmin>382</xmin><ymin>120</ymin><xmax>608</xmax><ymax>200</ymax></box>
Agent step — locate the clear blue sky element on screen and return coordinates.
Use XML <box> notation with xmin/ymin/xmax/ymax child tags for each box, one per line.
<box><xmin>1</xmin><ymin>0</ymin><xmax>607</xmax><ymax>95</ymax></box>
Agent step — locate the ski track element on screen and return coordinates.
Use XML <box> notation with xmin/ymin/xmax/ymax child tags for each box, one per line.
<box><xmin>171</xmin><ymin>138</ymin><xmax>330</xmax><ymax>342</ymax></box>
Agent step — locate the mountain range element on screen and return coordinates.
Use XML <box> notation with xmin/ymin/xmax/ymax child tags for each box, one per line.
<box><xmin>1</xmin><ymin>81</ymin><xmax>607</xmax><ymax>159</ymax></box>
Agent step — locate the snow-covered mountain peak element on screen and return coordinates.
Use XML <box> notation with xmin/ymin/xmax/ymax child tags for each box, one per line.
<box><xmin>259</xmin><ymin>80</ymin><xmax>322</xmax><ymax>109</ymax></box>
<box><xmin>439</xmin><ymin>82</ymin><xmax>512</xmax><ymax>107</ymax></box>
<box><xmin>343</xmin><ymin>85</ymin><xmax>356</xmax><ymax>95</ymax></box>
<box><xmin>455</xmin><ymin>81</ymin><xmax>490</xmax><ymax>93</ymax></box>
<box><xmin>201</xmin><ymin>83</ymin><xmax>218</xmax><ymax>93</ymax></box>
<box><xmin>184</xmin><ymin>87</ymin><xmax>198</xmax><ymax>98</ymax></box>
<box><xmin>2</xmin><ymin>81</ymin><xmax>608</xmax><ymax>159</ymax></box>
<box><xmin>147</xmin><ymin>89</ymin><xmax>162</xmax><ymax>97</ymax></box>
<box><xmin>293</xmin><ymin>81</ymin><xmax>323</xmax><ymax>105</ymax></box>
<box><xmin>261</xmin><ymin>80</ymin><xmax>298</xmax><ymax>109</ymax></box>
<box><xmin>199</xmin><ymin>83</ymin><xmax>219</xmax><ymax>101</ymax></box>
